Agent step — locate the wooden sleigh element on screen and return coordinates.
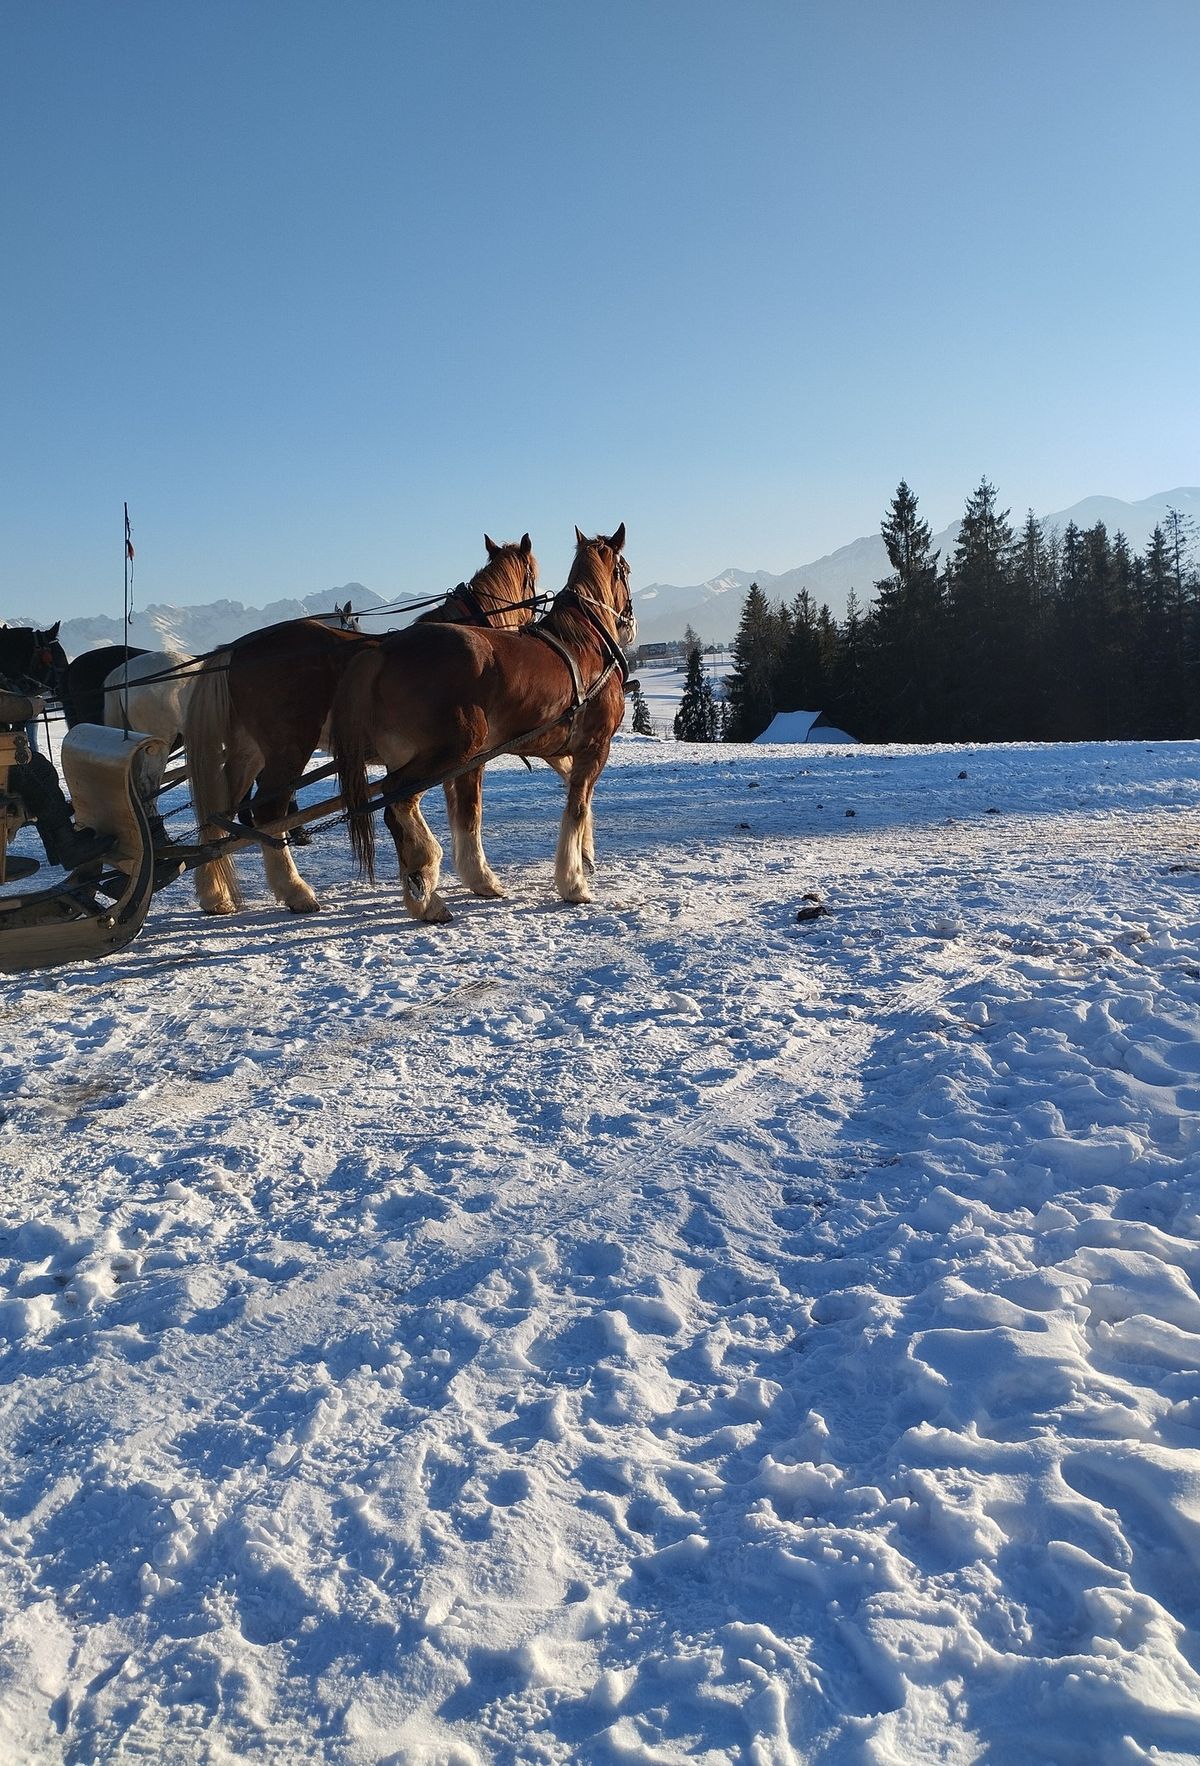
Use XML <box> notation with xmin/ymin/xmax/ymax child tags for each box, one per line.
<box><xmin>0</xmin><ymin>726</ymin><xmax>169</xmax><ymax>975</ymax></box>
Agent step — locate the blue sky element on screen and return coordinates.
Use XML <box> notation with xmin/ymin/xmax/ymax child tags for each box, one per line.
<box><xmin>3</xmin><ymin>0</ymin><xmax>1198</xmax><ymax>622</ymax></box>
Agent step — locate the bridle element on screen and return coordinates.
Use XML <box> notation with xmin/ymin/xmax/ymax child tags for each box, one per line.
<box><xmin>567</xmin><ymin>550</ymin><xmax>634</xmax><ymax>645</ymax></box>
<box><xmin>534</xmin><ymin>546</ymin><xmax>634</xmax><ymax>697</ymax></box>
<box><xmin>5</xmin><ymin>633</ymin><xmax>63</xmax><ymax>696</ymax></box>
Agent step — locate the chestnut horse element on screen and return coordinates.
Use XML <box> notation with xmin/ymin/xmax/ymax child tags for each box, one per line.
<box><xmin>331</xmin><ymin>526</ymin><xmax>633</xmax><ymax>924</ymax></box>
<box><xmin>185</xmin><ymin>537</ymin><xmax>537</xmax><ymax>915</ymax></box>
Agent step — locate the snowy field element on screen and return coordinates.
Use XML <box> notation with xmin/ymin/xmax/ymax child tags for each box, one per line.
<box><xmin>3</xmin><ymin>734</ymin><xmax>1200</xmax><ymax>1764</ymax></box>
<box><xmin>628</xmin><ymin>657</ymin><xmax>729</xmax><ymax>738</ymax></box>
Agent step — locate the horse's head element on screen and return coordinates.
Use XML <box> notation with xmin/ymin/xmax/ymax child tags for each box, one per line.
<box><xmin>473</xmin><ymin>532</ymin><xmax>539</xmax><ymax>627</ymax></box>
<box><xmin>314</xmin><ymin>601</ymin><xmax>360</xmax><ymax>632</ymax></box>
<box><xmin>569</xmin><ymin>524</ymin><xmax>635</xmax><ymax>646</ymax></box>
<box><xmin>33</xmin><ymin>623</ymin><xmax>68</xmax><ymax>693</ymax></box>
<box><xmin>0</xmin><ymin>620</ymin><xmax>66</xmax><ymax>694</ymax></box>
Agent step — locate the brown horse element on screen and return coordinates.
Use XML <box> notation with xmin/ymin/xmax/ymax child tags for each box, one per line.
<box><xmin>331</xmin><ymin>525</ymin><xmax>633</xmax><ymax>924</ymax></box>
<box><xmin>185</xmin><ymin>535</ymin><xmax>537</xmax><ymax>915</ymax></box>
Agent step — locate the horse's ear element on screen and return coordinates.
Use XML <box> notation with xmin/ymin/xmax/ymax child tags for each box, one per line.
<box><xmin>47</xmin><ymin>620</ymin><xmax>61</xmax><ymax>641</ymax></box>
<box><xmin>484</xmin><ymin>534</ymin><xmax>500</xmax><ymax>558</ymax></box>
<box><xmin>609</xmin><ymin>523</ymin><xmax>625</xmax><ymax>554</ymax></box>
<box><xmin>575</xmin><ymin>526</ymin><xmax>587</xmax><ymax>548</ymax></box>
<box><xmin>520</xmin><ymin>532</ymin><xmax>532</xmax><ymax>555</ymax></box>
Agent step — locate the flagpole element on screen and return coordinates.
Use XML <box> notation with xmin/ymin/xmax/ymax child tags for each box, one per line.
<box><xmin>122</xmin><ymin>503</ymin><xmax>133</xmax><ymax>739</ymax></box>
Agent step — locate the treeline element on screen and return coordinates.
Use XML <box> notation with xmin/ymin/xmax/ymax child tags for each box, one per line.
<box><xmin>713</xmin><ymin>479</ymin><xmax>1200</xmax><ymax>744</ymax></box>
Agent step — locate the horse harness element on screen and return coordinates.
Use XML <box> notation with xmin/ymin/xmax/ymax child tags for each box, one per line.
<box><xmin>527</xmin><ymin>558</ymin><xmax>633</xmax><ymax>714</ymax></box>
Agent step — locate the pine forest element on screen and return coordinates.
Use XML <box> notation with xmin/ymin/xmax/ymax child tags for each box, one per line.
<box><xmin>703</xmin><ymin>481</ymin><xmax>1200</xmax><ymax>746</ymax></box>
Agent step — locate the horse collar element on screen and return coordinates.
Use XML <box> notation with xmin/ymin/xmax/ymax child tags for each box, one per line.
<box><xmin>450</xmin><ymin>581</ymin><xmax>489</xmax><ymax>624</ymax></box>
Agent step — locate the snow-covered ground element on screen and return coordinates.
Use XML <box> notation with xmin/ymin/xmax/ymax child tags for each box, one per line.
<box><xmin>3</xmin><ymin>735</ymin><xmax>1200</xmax><ymax>1764</ymax></box>
<box><xmin>627</xmin><ymin>657</ymin><xmax>730</xmax><ymax>738</ymax></box>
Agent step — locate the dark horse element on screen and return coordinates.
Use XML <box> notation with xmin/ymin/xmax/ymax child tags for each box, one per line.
<box><xmin>331</xmin><ymin>526</ymin><xmax>633</xmax><ymax>925</ymax></box>
<box><xmin>185</xmin><ymin>538</ymin><xmax>538</xmax><ymax>914</ymax></box>
<box><xmin>0</xmin><ymin>623</ymin><xmax>67</xmax><ymax>698</ymax></box>
<box><xmin>62</xmin><ymin>645</ymin><xmax>147</xmax><ymax>729</ymax></box>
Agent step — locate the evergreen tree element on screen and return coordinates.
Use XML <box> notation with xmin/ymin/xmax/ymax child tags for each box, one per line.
<box><xmin>866</xmin><ymin>480</ymin><xmax>943</xmax><ymax>740</ymax></box>
<box><xmin>1163</xmin><ymin>506</ymin><xmax>1200</xmax><ymax>728</ymax></box>
<box><xmin>1008</xmin><ymin>511</ymin><xmax>1054</xmax><ymax>737</ymax></box>
<box><xmin>674</xmin><ymin>645</ymin><xmax>719</xmax><ymax>741</ymax></box>
<box><xmin>776</xmin><ymin>589</ymin><xmax>827</xmax><ymax>714</ymax></box>
<box><xmin>1107</xmin><ymin>530</ymin><xmax>1142</xmax><ymax>736</ymax></box>
<box><xmin>629</xmin><ymin>681</ymin><xmax>654</xmax><ymax>736</ymax></box>
<box><xmin>1140</xmin><ymin>526</ymin><xmax>1185</xmax><ymax>735</ymax></box>
<box><xmin>944</xmin><ymin>477</ymin><xmax>1015</xmax><ymax>738</ymax></box>
<box><xmin>725</xmin><ymin>582</ymin><xmax>786</xmax><ymax>740</ymax></box>
<box><xmin>830</xmin><ymin>588</ymin><xmax>866</xmax><ymax>734</ymax></box>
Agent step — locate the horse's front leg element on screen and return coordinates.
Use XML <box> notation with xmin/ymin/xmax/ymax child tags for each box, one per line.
<box><xmin>384</xmin><ymin>794</ymin><xmax>451</xmax><ymax>923</ymax></box>
<box><xmin>444</xmin><ymin>768</ymin><xmax>505</xmax><ymax>898</ymax></box>
<box><xmin>555</xmin><ymin>751</ymin><xmax>605</xmax><ymax>904</ymax></box>
<box><xmin>544</xmin><ymin>754</ymin><xmax>593</xmax><ymax>872</ymax></box>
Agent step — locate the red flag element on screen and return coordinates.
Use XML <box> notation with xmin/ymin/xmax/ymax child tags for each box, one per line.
<box><xmin>125</xmin><ymin>509</ymin><xmax>135</xmax><ymax>561</ymax></box>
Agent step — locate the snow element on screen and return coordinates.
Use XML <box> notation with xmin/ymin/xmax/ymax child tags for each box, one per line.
<box><xmin>3</xmin><ymin>734</ymin><xmax>1200</xmax><ymax>1763</ymax></box>
<box><xmin>626</xmin><ymin>657</ymin><xmax>729</xmax><ymax>739</ymax></box>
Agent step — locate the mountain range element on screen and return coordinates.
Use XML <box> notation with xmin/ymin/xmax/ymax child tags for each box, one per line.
<box><xmin>39</xmin><ymin>587</ymin><xmax>387</xmax><ymax>664</ymax></box>
<box><xmin>13</xmin><ymin>488</ymin><xmax>1198</xmax><ymax>660</ymax></box>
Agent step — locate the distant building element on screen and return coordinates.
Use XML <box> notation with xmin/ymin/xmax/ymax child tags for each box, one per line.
<box><xmin>754</xmin><ymin>709</ymin><xmax>856</xmax><ymax>745</ymax></box>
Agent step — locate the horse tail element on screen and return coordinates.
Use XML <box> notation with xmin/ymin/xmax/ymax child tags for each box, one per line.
<box><xmin>183</xmin><ymin>651</ymin><xmax>243</xmax><ymax>910</ymax></box>
<box><xmin>331</xmin><ymin>653</ymin><xmax>379</xmax><ymax>881</ymax></box>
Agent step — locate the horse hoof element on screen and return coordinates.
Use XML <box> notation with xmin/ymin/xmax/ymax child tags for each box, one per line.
<box><xmin>422</xmin><ymin>899</ymin><xmax>453</xmax><ymax>924</ymax></box>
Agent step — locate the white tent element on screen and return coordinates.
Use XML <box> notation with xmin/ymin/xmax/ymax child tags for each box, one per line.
<box><xmin>753</xmin><ymin>709</ymin><xmax>857</xmax><ymax>745</ymax></box>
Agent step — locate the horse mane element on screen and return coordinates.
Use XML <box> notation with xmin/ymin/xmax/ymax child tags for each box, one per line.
<box><xmin>416</xmin><ymin>540</ymin><xmax>538</xmax><ymax>630</ymax></box>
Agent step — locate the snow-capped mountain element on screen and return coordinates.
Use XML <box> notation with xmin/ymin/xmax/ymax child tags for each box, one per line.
<box><xmin>633</xmin><ymin>487</ymin><xmax>1200</xmax><ymax>646</ymax></box>
<box><xmin>43</xmin><ymin>585</ymin><xmax>387</xmax><ymax>660</ymax></box>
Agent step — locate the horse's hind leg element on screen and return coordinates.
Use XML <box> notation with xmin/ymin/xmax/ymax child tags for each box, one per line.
<box><xmin>193</xmin><ymin>738</ymin><xmax>259</xmax><ymax>915</ymax></box>
<box><xmin>254</xmin><ymin>756</ymin><xmax>320</xmax><ymax>913</ymax></box>
<box><xmin>444</xmin><ymin>768</ymin><xmax>504</xmax><ymax>898</ymax></box>
<box><xmin>384</xmin><ymin>794</ymin><xmax>451</xmax><ymax>923</ymax></box>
